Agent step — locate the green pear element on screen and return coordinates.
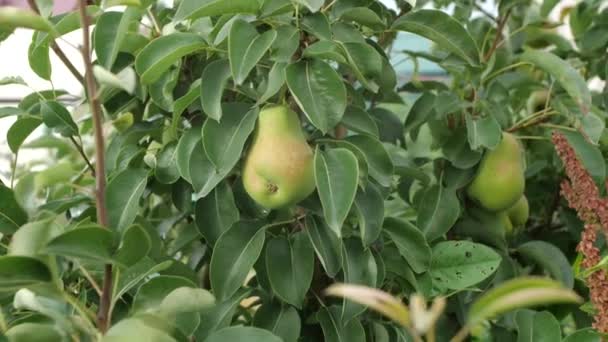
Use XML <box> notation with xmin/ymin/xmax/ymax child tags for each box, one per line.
<box><xmin>526</xmin><ymin>89</ymin><xmax>549</xmax><ymax>114</ymax></box>
<box><xmin>507</xmin><ymin>195</ymin><xmax>529</xmax><ymax>226</ymax></box>
<box><xmin>467</xmin><ymin>132</ymin><xmax>525</xmax><ymax>212</ymax></box>
<box><xmin>499</xmin><ymin>212</ymin><xmax>514</xmax><ymax>236</ymax></box>
<box><xmin>242</xmin><ymin>105</ymin><xmax>316</xmax><ymax>209</ymax></box>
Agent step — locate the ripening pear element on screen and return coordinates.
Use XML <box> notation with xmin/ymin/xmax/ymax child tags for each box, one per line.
<box><xmin>507</xmin><ymin>195</ymin><xmax>529</xmax><ymax>226</ymax></box>
<box><xmin>242</xmin><ymin>105</ymin><xmax>315</xmax><ymax>209</ymax></box>
<box><xmin>467</xmin><ymin>132</ymin><xmax>525</xmax><ymax>212</ymax></box>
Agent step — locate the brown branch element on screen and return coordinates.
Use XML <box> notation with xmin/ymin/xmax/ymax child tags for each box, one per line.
<box><xmin>26</xmin><ymin>0</ymin><xmax>85</xmax><ymax>87</ymax></box>
<box><xmin>483</xmin><ymin>8</ymin><xmax>512</xmax><ymax>63</ymax></box>
<box><xmin>69</xmin><ymin>136</ymin><xmax>95</xmax><ymax>176</ymax></box>
<box><xmin>77</xmin><ymin>0</ymin><xmax>111</xmax><ymax>333</ymax></box>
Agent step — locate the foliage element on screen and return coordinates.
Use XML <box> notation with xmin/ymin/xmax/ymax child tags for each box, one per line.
<box><xmin>0</xmin><ymin>0</ymin><xmax>607</xmax><ymax>341</ymax></box>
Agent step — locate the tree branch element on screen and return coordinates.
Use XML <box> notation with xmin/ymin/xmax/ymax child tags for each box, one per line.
<box><xmin>27</xmin><ymin>0</ymin><xmax>85</xmax><ymax>87</ymax></box>
<box><xmin>69</xmin><ymin>136</ymin><xmax>95</xmax><ymax>176</ymax></box>
<box><xmin>483</xmin><ymin>8</ymin><xmax>512</xmax><ymax>63</ymax></box>
<box><xmin>77</xmin><ymin>0</ymin><xmax>112</xmax><ymax>333</ymax></box>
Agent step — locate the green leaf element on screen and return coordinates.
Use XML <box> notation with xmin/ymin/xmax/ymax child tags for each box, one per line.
<box><xmin>176</xmin><ymin>126</ymin><xmax>201</xmax><ymax>183</ymax></box>
<box><xmin>517</xmin><ymin>241</ymin><xmax>574</xmax><ymax>288</ymax></box>
<box><xmin>384</xmin><ymin>218</ymin><xmax>431</xmax><ymax>274</ymax></box>
<box><xmin>160</xmin><ymin>286</ymin><xmax>215</xmax><ymax>316</ymax></box>
<box><xmin>317</xmin><ymin>306</ymin><xmax>366</xmax><ymax>342</ymax></box>
<box><xmin>294</xmin><ymin>0</ymin><xmax>323</xmax><ymax>12</ymax></box>
<box><xmin>515</xmin><ymin>310</ymin><xmax>561</xmax><ymax>342</ymax></box>
<box><xmin>106</xmin><ymin>168</ymin><xmax>148</xmax><ymax>232</ymax></box>
<box><xmin>189</xmin><ymin>142</ymin><xmax>226</xmax><ymax>198</ymax></box>
<box><xmin>254</xmin><ymin>303</ymin><xmax>300</xmax><ymax>342</ymax></box>
<box><xmin>266</xmin><ymin>231</ymin><xmax>314</xmax><ymax>308</ymax></box>
<box><xmin>339</xmin><ymin>42</ymin><xmax>384</xmax><ymax>93</ymax></box>
<box><xmin>195</xmin><ymin>289</ymin><xmax>252</xmax><ymax>340</ymax></box>
<box><xmin>345</xmin><ymin>135</ymin><xmax>393</xmax><ymax>187</ymax></box>
<box><xmin>0</xmin><ymin>185</ymin><xmax>28</xmax><ymax>234</ymax></box>
<box><xmin>171</xmin><ymin>78</ymin><xmax>201</xmax><ymax>136</ymax></box>
<box><xmin>0</xmin><ymin>76</ymin><xmax>26</xmax><ymax>86</ymax></box>
<box><xmin>417</xmin><ymin>184</ymin><xmax>460</xmax><ymax>242</ymax></box>
<box><xmin>8</xmin><ymin>116</ymin><xmax>42</xmax><ymax>153</ymax></box>
<box><xmin>9</xmin><ymin>219</ymin><xmax>61</xmax><ymax>257</ymax></box>
<box><xmin>270</xmin><ymin>25</ymin><xmax>299</xmax><ymax>62</ymax></box>
<box><xmin>155</xmin><ymin>141</ymin><xmax>180</xmax><ymax>184</ymax></box>
<box><xmin>205</xmin><ymin>326</ymin><xmax>282</xmax><ymax>342</ymax></box>
<box><xmin>315</xmin><ymin>148</ymin><xmax>359</xmax><ymax>237</ymax></box>
<box><xmin>466</xmin><ymin>113</ymin><xmax>502</xmax><ymax>150</ymax></box>
<box><xmin>135</xmin><ymin>32</ymin><xmax>206</xmax><ymax>84</ymax></box>
<box><xmin>111</xmin><ymin>258</ymin><xmax>173</xmax><ymax>312</ymax></box>
<box><xmin>28</xmin><ymin>34</ymin><xmax>51</xmax><ymax>80</ymax></box>
<box><xmin>341</xmin><ymin>106</ymin><xmax>379</xmax><ymax>138</ymax></box>
<box><xmin>302</xmin><ymin>13</ymin><xmax>332</xmax><ymax>41</ymax></box>
<box><xmin>404</xmin><ymin>93</ymin><xmax>436</xmax><ymax>137</ymax></box>
<box><xmin>229</xmin><ymin>20</ymin><xmax>276</xmax><ymax>85</ymax></box>
<box><xmin>305</xmin><ymin>216</ymin><xmax>342</xmax><ymax>277</ymax></box>
<box><xmin>443</xmin><ymin>130</ymin><xmax>483</xmax><ymax>169</ymax></box>
<box><xmin>392</xmin><ymin>9</ymin><xmax>480</xmax><ymax>66</ymax></box>
<box><xmin>340</xmin><ymin>7</ymin><xmax>385</xmax><ymax>29</ymax></box>
<box><xmin>93</xmin><ymin>66</ymin><xmax>137</xmax><ymax>95</ymax></box>
<box><xmin>354</xmin><ymin>182</ymin><xmax>384</xmax><ymax>246</ymax></box>
<box><xmin>40</xmin><ymin>100</ymin><xmax>78</xmax><ymax>137</ymax></box>
<box><xmin>303</xmin><ymin>41</ymin><xmax>347</xmax><ymax>64</ymax></box>
<box><xmin>114</xmin><ymin>224</ymin><xmax>151</xmax><ymax>266</ymax></box>
<box><xmin>430</xmin><ymin>241</ymin><xmax>501</xmax><ymax>291</ymax></box>
<box><xmin>286</xmin><ymin>59</ymin><xmax>347</xmax><ymax>134</ymax></box>
<box><xmin>102</xmin><ymin>317</ymin><xmax>176</xmax><ymax>342</ymax></box>
<box><xmin>257</xmin><ymin>62</ymin><xmax>287</xmax><ymax>105</ymax></box>
<box><xmin>342</xmin><ymin>238</ymin><xmax>377</xmax><ymax>321</ymax></box>
<box><xmin>175</xmin><ymin>0</ymin><xmax>261</xmax><ymax>21</ymax></box>
<box><xmin>0</xmin><ymin>256</ymin><xmax>52</xmax><ymax>291</ymax></box>
<box><xmin>200</xmin><ymin>59</ymin><xmax>231</xmax><ymax>121</ymax></box>
<box><xmin>5</xmin><ymin>323</ymin><xmax>63</xmax><ymax>342</ymax></box>
<box><xmin>468</xmin><ymin>277</ymin><xmax>582</xmax><ymax>325</ymax></box>
<box><xmin>132</xmin><ymin>275</ymin><xmax>196</xmax><ymax>313</ymax></box>
<box><xmin>0</xmin><ymin>7</ymin><xmax>55</xmax><ymax>32</ymax></box>
<box><xmin>210</xmin><ymin>220</ymin><xmax>266</xmax><ymax>301</ymax></box>
<box><xmin>94</xmin><ymin>9</ymin><xmax>139</xmax><ymax>69</ymax></box>
<box><xmin>45</xmin><ymin>226</ymin><xmax>116</xmax><ymax>263</ymax></box>
<box><xmin>203</xmin><ymin>103</ymin><xmax>257</xmax><ymax>172</ymax></box>
<box><xmin>195</xmin><ymin>181</ymin><xmax>239</xmax><ymax>246</ymax></box>
<box><xmin>563</xmin><ymin>329</ymin><xmax>601</xmax><ymax>342</ymax></box>
<box><xmin>520</xmin><ymin>50</ymin><xmax>592</xmax><ymax>114</ymax></box>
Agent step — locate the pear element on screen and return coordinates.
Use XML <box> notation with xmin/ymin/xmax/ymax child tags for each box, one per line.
<box><xmin>499</xmin><ymin>212</ymin><xmax>514</xmax><ymax>236</ymax></box>
<box><xmin>467</xmin><ymin>132</ymin><xmax>525</xmax><ymax>212</ymax></box>
<box><xmin>507</xmin><ymin>195</ymin><xmax>529</xmax><ymax>226</ymax></box>
<box><xmin>242</xmin><ymin>105</ymin><xmax>315</xmax><ymax>209</ymax></box>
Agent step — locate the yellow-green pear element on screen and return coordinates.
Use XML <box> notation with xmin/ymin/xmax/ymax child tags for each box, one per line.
<box><xmin>507</xmin><ymin>195</ymin><xmax>529</xmax><ymax>226</ymax></box>
<box><xmin>467</xmin><ymin>132</ymin><xmax>525</xmax><ymax>212</ymax></box>
<box><xmin>242</xmin><ymin>105</ymin><xmax>315</xmax><ymax>209</ymax></box>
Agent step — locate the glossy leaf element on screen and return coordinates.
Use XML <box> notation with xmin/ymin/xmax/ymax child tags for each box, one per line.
<box><xmin>200</xmin><ymin>59</ymin><xmax>231</xmax><ymax>121</ymax></box>
<box><xmin>176</xmin><ymin>126</ymin><xmax>201</xmax><ymax>183</ymax></box>
<box><xmin>132</xmin><ymin>275</ymin><xmax>196</xmax><ymax>313</ymax></box>
<box><xmin>317</xmin><ymin>305</ymin><xmax>366</xmax><ymax>342</ymax></box>
<box><xmin>517</xmin><ymin>240</ymin><xmax>574</xmax><ymax>288</ymax></box>
<box><xmin>40</xmin><ymin>101</ymin><xmax>78</xmax><ymax>137</ymax></box>
<box><xmin>189</xmin><ymin>142</ymin><xmax>226</xmax><ymax>198</ymax></box>
<box><xmin>175</xmin><ymin>0</ymin><xmax>260</xmax><ymax>21</ymax></box>
<box><xmin>0</xmin><ymin>7</ymin><xmax>54</xmax><ymax>32</ymax></box>
<box><xmin>114</xmin><ymin>224</ymin><xmax>151</xmax><ymax>266</ymax></box>
<box><xmin>135</xmin><ymin>33</ymin><xmax>206</xmax><ymax>84</ymax></box>
<box><xmin>155</xmin><ymin>141</ymin><xmax>180</xmax><ymax>184</ymax></box>
<box><xmin>229</xmin><ymin>20</ymin><xmax>276</xmax><ymax>85</ymax></box>
<box><xmin>345</xmin><ymin>134</ymin><xmax>393</xmax><ymax>187</ymax></box>
<box><xmin>466</xmin><ymin>113</ymin><xmax>502</xmax><ymax>150</ymax></box>
<box><xmin>195</xmin><ymin>181</ymin><xmax>239</xmax><ymax>246</ymax></box>
<box><xmin>314</xmin><ymin>148</ymin><xmax>359</xmax><ymax>237</ymax></box>
<box><xmin>340</xmin><ymin>7</ymin><xmax>385</xmax><ymax>29</ymax></box>
<box><xmin>354</xmin><ymin>182</ymin><xmax>384</xmax><ymax>246</ymax></box>
<box><xmin>210</xmin><ymin>220</ymin><xmax>266</xmax><ymax>300</ymax></box>
<box><xmin>305</xmin><ymin>216</ymin><xmax>342</xmax><ymax>277</ymax></box>
<box><xmin>430</xmin><ymin>240</ymin><xmax>501</xmax><ymax>290</ymax></box>
<box><xmin>515</xmin><ymin>310</ymin><xmax>561</xmax><ymax>342</ymax></box>
<box><xmin>520</xmin><ymin>49</ymin><xmax>592</xmax><ymax>114</ymax></box>
<box><xmin>286</xmin><ymin>59</ymin><xmax>347</xmax><ymax>134</ymax></box>
<box><xmin>384</xmin><ymin>218</ymin><xmax>431</xmax><ymax>274</ymax></box>
<box><xmin>0</xmin><ymin>185</ymin><xmax>27</xmax><ymax>234</ymax></box>
<box><xmin>253</xmin><ymin>303</ymin><xmax>301</xmax><ymax>342</ymax></box>
<box><xmin>45</xmin><ymin>226</ymin><xmax>116</xmax><ymax>263</ymax></box>
<box><xmin>205</xmin><ymin>326</ymin><xmax>282</xmax><ymax>342</ymax></box>
<box><xmin>106</xmin><ymin>168</ymin><xmax>148</xmax><ymax>232</ymax></box>
<box><xmin>392</xmin><ymin>9</ymin><xmax>480</xmax><ymax>66</ymax></box>
<box><xmin>202</xmin><ymin>103</ymin><xmax>258</xmax><ymax>173</ymax></box>
<box><xmin>94</xmin><ymin>9</ymin><xmax>139</xmax><ymax>69</ymax></box>
<box><xmin>8</xmin><ymin>116</ymin><xmax>42</xmax><ymax>153</ymax></box>
<box><xmin>0</xmin><ymin>256</ymin><xmax>52</xmax><ymax>291</ymax></box>
<box><xmin>417</xmin><ymin>184</ymin><xmax>460</xmax><ymax>242</ymax></box>
<box><xmin>342</xmin><ymin>238</ymin><xmax>377</xmax><ymax>321</ymax></box>
<box><xmin>266</xmin><ymin>232</ymin><xmax>314</xmax><ymax>308</ymax></box>
<box><xmin>341</xmin><ymin>106</ymin><xmax>379</xmax><ymax>138</ymax></box>
<box><xmin>339</xmin><ymin>42</ymin><xmax>384</xmax><ymax>93</ymax></box>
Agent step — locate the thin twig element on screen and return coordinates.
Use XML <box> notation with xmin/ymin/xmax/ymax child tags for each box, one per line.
<box><xmin>70</xmin><ymin>136</ymin><xmax>96</xmax><ymax>176</ymax></box>
<box><xmin>474</xmin><ymin>3</ymin><xmax>497</xmax><ymax>22</ymax></box>
<box><xmin>78</xmin><ymin>264</ymin><xmax>102</xmax><ymax>296</ymax></box>
<box><xmin>77</xmin><ymin>0</ymin><xmax>112</xmax><ymax>333</ymax></box>
<box><xmin>483</xmin><ymin>8</ymin><xmax>512</xmax><ymax>62</ymax></box>
<box><xmin>26</xmin><ymin>0</ymin><xmax>85</xmax><ymax>87</ymax></box>
<box><xmin>146</xmin><ymin>8</ymin><xmax>162</xmax><ymax>36</ymax></box>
